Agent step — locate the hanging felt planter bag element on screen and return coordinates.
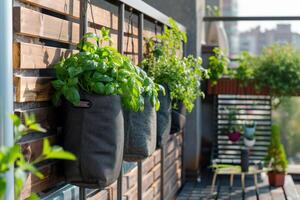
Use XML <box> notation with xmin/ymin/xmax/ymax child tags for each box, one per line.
<box><xmin>171</xmin><ymin>101</ymin><xmax>187</xmax><ymax>134</ymax></box>
<box><xmin>63</xmin><ymin>92</ymin><xmax>124</xmax><ymax>189</ymax></box>
<box><xmin>123</xmin><ymin>98</ymin><xmax>157</xmax><ymax>161</ymax></box>
<box><xmin>156</xmin><ymin>87</ymin><xmax>172</xmax><ymax>148</ymax></box>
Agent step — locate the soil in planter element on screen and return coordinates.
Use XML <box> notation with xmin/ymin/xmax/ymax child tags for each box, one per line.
<box><xmin>123</xmin><ymin>98</ymin><xmax>157</xmax><ymax>161</ymax></box>
<box><xmin>63</xmin><ymin>92</ymin><xmax>124</xmax><ymax>189</ymax></box>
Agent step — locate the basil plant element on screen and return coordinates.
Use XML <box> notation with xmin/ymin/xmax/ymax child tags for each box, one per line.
<box><xmin>52</xmin><ymin>28</ymin><xmax>163</xmax><ymax>112</ymax></box>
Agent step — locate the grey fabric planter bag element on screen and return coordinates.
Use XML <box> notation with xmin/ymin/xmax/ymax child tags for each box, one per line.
<box><xmin>171</xmin><ymin>102</ymin><xmax>187</xmax><ymax>134</ymax></box>
<box><xmin>63</xmin><ymin>92</ymin><xmax>124</xmax><ymax>189</ymax></box>
<box><xmin>123</xmin><ymin>98</ymin><xmax>157</xmax><ymax>161</ymax></box>
<box><xmin>156</xmin><ymin>88</ymin><xmax>172</xmax><ymax>148</ymax></box>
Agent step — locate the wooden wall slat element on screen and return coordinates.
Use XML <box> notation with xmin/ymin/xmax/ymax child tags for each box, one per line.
<box><xmin>14</xmin><ymin>76</ymin><xmax>53</xmax><ymax>102</ymax></box>
<box><xmin>14</xmin><ymin>42</ymin><xmax>75</xmax><ymax>69</ymax></box>
<box><xmin>21</xmin><ymin>135</ymin><xmax>57</xmax><ymax>162</ymax></box>
<box><xmin>14</xmin><ymin>7</ymin><xmax>80</xmax><ymax>44</ymax></box>
<box><xmin>19</xmin><ymin>0</ymin><xmax>119</xmax><ymax>30</ymax></box>
<box><xmin>20</xmin><ymin>163</ymin><xmax>63</xmax><ymax>199</ymax></box>
<box><xmin>14</xmin><ymin>7</ymin><xmax>139</xmax><ymax>54</ymax></box>
<box><xmin>16</xmin><ymin>107</ymin><xmax>60</xmax><ymax>129</ymax></box>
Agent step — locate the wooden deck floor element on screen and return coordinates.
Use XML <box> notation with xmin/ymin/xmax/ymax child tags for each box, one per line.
<box><xmin>177</xmin><ymin>173</ymin><xmax>300</xmax><ymax>200</ymax></box>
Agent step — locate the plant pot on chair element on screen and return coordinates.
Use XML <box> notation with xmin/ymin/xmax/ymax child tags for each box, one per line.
<box><xmin>123</xmin><ymin>98</ymin><xmax>157</xmax><ymax>161</ymax></box>
<box><xmin>171</xmin><ymin>101</ymin><xmax>187</xmax><ymax>134</ymax></box>
<box><xmin>228</xmin><ymin>131</ymin><xmax>241</xmax><ymax>142</ymax></box>
<box><xmin>244</xmin><ymin>123</ymin><xmax>256</xmax><ymax>139</ymax></box>
<box><xmin>268</xmin><ymin>171</ymin><xmax>285</xmax><ymax>187</ymax></box>
<box><xmin>244</xmin><ymin>137</ymin><xmax>256</xmax><ymax>147</ymax></box>
<box><xmin>156</xmin><ymin>86</ymin><xmax>172</xmax><ymax>148</ymax></box>
<box><xmin>63</xmin><ymin>92</ymin><xmax>124</xmax><ymax>189</ymax></box>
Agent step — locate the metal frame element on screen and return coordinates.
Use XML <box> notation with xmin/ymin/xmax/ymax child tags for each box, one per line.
<box><xmin>203</xmin><ymin>16</ymin><xmax>300</xmax><ymax>21</ymax></box>
<box><xmin>117</xmin><ymin>3</ymin><xmax>125</xmax><ymax>200</ymax></box>
<box><xmin>137</xmin><ymin>12</ymin><xmax>144</xmax><ymax>200</ymax></box>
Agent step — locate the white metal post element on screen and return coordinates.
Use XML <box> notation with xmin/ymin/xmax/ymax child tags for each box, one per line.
<box><xmin>0</xmin><ymin>0</ymin><xmax>14</xmax><ymax>199</ymax></box>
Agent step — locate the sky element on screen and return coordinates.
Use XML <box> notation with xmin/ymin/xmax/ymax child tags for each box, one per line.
<box><xmin>237</xmin><ymin>0</ymin><xmax>300</xmax><ymax>33</ymax></box>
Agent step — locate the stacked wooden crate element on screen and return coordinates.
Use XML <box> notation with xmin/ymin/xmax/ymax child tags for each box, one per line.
<box><xmin>13</xmin><ymin>0</ymin><xmax>183</xmax><ymax>199</ymax></box>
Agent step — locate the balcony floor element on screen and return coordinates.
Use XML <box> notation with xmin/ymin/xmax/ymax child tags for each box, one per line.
<box><xmin>177</xmin><ymin>172</ymin><xmax>300</xmax><ymax>200</ymax></box>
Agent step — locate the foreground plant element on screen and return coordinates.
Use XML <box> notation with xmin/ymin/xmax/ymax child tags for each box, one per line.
<box><xmin>52</xmin><ymin>28</ymin><xmax>163</xmax><ymax>111</ymax></box>
<box><xmin>0</xmin><ymin>114</ymin><xmax>76</xmax><ymax>200</ymax></box>
<box><xmin>141</xmin><ymin>18</ymin><xmax>208</xmax><ymax>112</ymax></box>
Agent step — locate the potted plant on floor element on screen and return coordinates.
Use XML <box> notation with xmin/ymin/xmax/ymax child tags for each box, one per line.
<box><xmin>142</xmin><ymin>18</ymin><xmax>208</xmax><ymax>146</ymax></box>
<box><xmin>52</xmin><ymin>28</ymin><xmax>159</xmax><ymax>188</ymax></box>
<box><xmin>265</xmin><ymin>124</ymin><xmax>288</xmax><ymax>187</ymax></box>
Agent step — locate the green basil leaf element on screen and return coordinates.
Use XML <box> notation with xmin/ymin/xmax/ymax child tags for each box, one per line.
<box><xmin>63</xmin><ymin>87</ymin><xmax>80</xmax><ymax>106</ymax></box>
<box><xmin>92</xmin><ymin>82</ymin><xmax>105</xmax><ymax>94</ymax></box>
<box><xmin>52</xmin><ymin>80</ymin><xmax>65</xmax><ymax>90</ymax></box>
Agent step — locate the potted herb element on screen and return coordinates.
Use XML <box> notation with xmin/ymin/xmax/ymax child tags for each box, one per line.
<box><xmin>265</xmin><ymin>124</ymin><xmax>288</xmax><ymax>187</ymax></box>
<box><xmin>243</xmin><ymin>133</ymin><xmax>256</xmax><ymax>147</ymax></box>
<box><xmin>142</xmin><ymin>18</ymin><xmax>208</xmax><ymax>146</ymax></box>
<box><xmin>243</xmin><ymin>121</ymin><xmax>256</xmax><ymax>139</ymax></box>
<box><xmin>224</xmin><ymin>108</ymin><xmax>241</xmax><ymax>142</ymax></box>
<box><xmin>123</xmin><ymin>70</ymin><xmax>163</xmax><ymax>161</ymax></box>
<box><xmin>52</xmin><ymin>28</ymin><xmax>157</xmax><ymax>188</ymax></box>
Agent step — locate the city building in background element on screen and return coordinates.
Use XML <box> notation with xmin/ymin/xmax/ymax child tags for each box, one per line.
<box><xmin>239</xmin><ymin>24</ymin><xmax>300</xmax><ymax>55</ymax></box>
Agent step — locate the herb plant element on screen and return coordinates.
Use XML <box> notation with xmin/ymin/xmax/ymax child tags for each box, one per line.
<box><xmin>52</xmin><ymin>28</ymin><xmax>162</xmax><ymax>112</ymax></box>
<box><xmin>230</xmin><ymin>52</ymin><xmax>255</xmax><ymax>85</ymax></box>
<box><xmin>265</xmin><ymin>124</ymin><xmax>288</xmax><ymax>172</ymax></box>
<box><xmin>207</xmin><ymin>47</ymin><xmax>230</xmax><ymax>86</ymax></box>
<box><xmin>0</xmin><ymin>113</ymin><xmax>76</xmax><ymax>200</ymax></box>
<box><xmin>141</xmin><ymin>18</ymin><xmax>208</xmax><ymax>112</ymax></box>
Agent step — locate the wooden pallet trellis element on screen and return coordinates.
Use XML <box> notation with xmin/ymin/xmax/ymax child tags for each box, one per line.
<box><xmin>212</xmin><ymin>94</ymin><xmax>272</xmax><ymax>165</ymax></box>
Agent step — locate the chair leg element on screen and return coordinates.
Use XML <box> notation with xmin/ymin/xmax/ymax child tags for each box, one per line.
<box><xmin>254</xmin><ymin>173</ymin><xmax>259</xmax><ymax>193</ymax></box>
<box><xmin>230</xmin><ymin>174</ymin><xmax>234</xmax><ymax>188</ymax></box>
<box><xmin>211</xmin><ymin>173</ymin><xmax>217</xmax><ymax>194</ymax></box>
<box><xmin>241</xmin><ymin>173</ymin><xmax>245</xmax><ymax>193</ymax></box>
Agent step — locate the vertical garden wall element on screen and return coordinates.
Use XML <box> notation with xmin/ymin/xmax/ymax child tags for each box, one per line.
<box><xmin>12</xmin><ymin>0</ymin><xmax>184</xmax><ymax>199</ymax></box>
